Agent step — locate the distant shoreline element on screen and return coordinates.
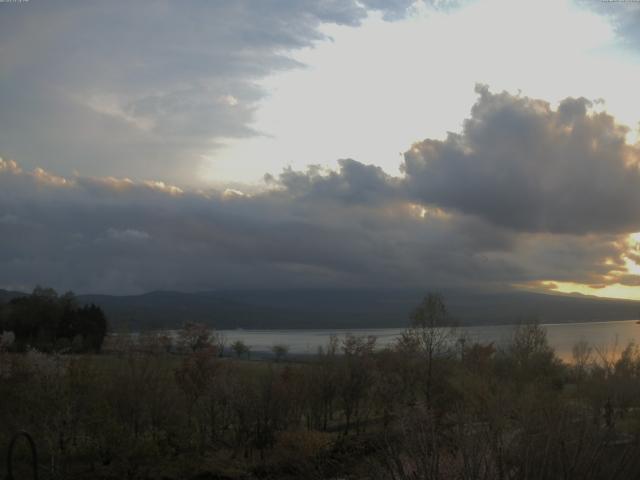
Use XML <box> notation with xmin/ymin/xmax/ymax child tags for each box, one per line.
<box><xmin>115</xmin><ymin>319</ymin><xmax>640</xmax><ymax>362</ymax></box>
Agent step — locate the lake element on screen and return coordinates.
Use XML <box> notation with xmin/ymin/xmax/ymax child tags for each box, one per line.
<box><xmin>215</xmin><ymin>319</ymin><xmax>640</xmax><ymax>361</ymax></box>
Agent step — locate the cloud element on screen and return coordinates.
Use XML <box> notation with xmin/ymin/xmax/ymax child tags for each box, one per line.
<box><xmin>0</xmin><ymin>159</ymin><xmax>21</xmax><ymax>174</ymax></box>
<box><xmin>588</xmin><ymin>0</ymin><xmax>640</xmax><ymax>51</ymax></box>
<box><xmin>0</xmin><ymin>152</ymin><xmax>630</xmax><ymax>295</ymax></box>
<box><xmin>266</xmin><ymin>159</ymin><xmax>400</xmax><ymax>205</ymax></box>
<box><xmin>2</xmin><ymin>85</ymin><xmax>640</xmax><ymax>295</ymax></box>
<box><xmin>0</xmin><ymin>155</ymin><xmax>518</xmax><ymax>293</ymax></box>
<box><xmin>107</xmin><ymin>228</ymin><xmax>151</xmax><ymax>243</ymax></box>
<box><xmin>0</xmin><ymin>0</ymin><xmax>424</xmax><ymax>185</ymax></box>
<box><xmin>402</xmin><ymin>85</ymin><xmax>640</xmax><ymax>234</ymax></box>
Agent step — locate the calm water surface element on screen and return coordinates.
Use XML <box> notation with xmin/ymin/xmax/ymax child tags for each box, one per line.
<box><xmin>214</xmin><ymin>320</ymin><xmax>640</xmax><ymax>361</ymax></box>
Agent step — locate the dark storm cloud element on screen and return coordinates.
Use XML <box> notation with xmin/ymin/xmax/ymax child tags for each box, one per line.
<box><xmin>402</xmin><ymin>85</ymin><xmax>640</xmax><ymax>234</ymax></box>
<box><xmin>266</xmin><ymin>159</ymin><xmax>400</xmax><ymax>205</ymax></box>
<box><xmin>2</xmin><ymin>84</ymin><xmax>640</xmax><ymax>294</ymax></box>
<box><xmin>0</xmin><ymin>153</ymin><xmax>626</xmax><ymax>295</ymax></box>
<box><xmin>0</xmin><ymin>0</ymin><xmax>423</xmax><ymax>184</ymax></box>
<box><xmin>0</xmin><ymin>157</ymin><xmax>521</xmax><ymax>294</ymax></box>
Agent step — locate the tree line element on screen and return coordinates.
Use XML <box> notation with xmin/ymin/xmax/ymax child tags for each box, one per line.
<box><xmin>0</xmin><ymin>286</ymin><xmax>108</xmax><ymax>353</ymax></box>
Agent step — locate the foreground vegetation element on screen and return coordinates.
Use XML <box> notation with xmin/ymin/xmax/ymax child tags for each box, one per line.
<box><xmin>3</xmin><ymin>294</ymin><xmax>640</xmax><ymax>479</ymax></box>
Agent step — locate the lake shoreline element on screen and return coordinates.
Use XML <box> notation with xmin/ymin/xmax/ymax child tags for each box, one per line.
<box><xmin>115</xmin><ymin>319</ymin><xmax>640</xmax><ymax>363</ymax></box>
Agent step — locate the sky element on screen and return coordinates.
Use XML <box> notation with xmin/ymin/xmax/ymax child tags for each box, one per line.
<box><xmin>2</xmin><ymin>0</ymin><xmax>640</xmax><ymax>298</ymax></box>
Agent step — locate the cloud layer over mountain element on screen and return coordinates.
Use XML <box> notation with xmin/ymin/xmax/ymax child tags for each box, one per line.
<box><xmin>2</xmin><ymin>86</ymin><xmax>639</xmax><ymax>294</ymax></box>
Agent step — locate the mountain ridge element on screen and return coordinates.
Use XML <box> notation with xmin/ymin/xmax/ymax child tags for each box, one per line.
<box><xmin>2</xmin><ymin>287</ymin><xmax>640</xmax><ymax>331</ymax></box>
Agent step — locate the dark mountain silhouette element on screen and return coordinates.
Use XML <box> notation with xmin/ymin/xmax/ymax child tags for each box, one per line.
<box><xmin>0</xmin><ymin>289</ymin><xmax>27</xmax><ymax>304</ymax></box>
<box><xmin>2</xmin><ymin>288</ymin><xmax>640</xmax><ymax>331</ymax></box>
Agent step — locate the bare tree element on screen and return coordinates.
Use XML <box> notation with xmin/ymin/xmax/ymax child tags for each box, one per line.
<box><xmin>178</xmin><ymin>322</ymin><xmax>214</xmax><ymax>353</ymax></box>
<box><xmin>271</xmin><ymin>343</ymin><xmax>289</xmax><ymax>362</ymax></box>
<box><xmin>402</xmin><ymin>293</ymin><xmax>456</xmax><ymax>407</ymax></box>
<box><xmin>572</xmin><ymin>339</ymin><xmax>593</xmax><ymax>381</ymax></box>
<box><xmin>339</xmin><ymin>333</ymin><xmax>377</xmax><ymax>434</ymax></box>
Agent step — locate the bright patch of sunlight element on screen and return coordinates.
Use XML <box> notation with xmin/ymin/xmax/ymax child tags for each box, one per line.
<box><xmin>200</xmin><ymin>0</ymin><xmax>640</xmax><ymax>184</ymax></box>
<box><xmin>537</xmin><ymin>232</ymin><xmax>640</xmax><ymax>301</ymax></box>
